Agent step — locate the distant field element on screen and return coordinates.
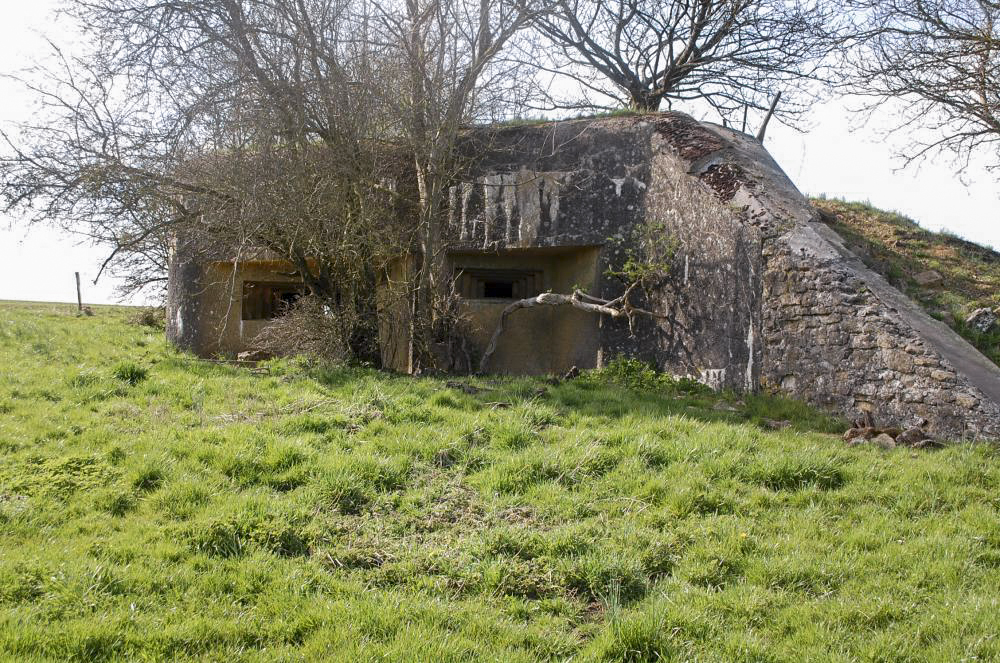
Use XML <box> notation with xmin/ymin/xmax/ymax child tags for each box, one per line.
<box><xmin>1</xmin><ymin>301</ymin><xmax>999</xmax><ymax>661</ymax></box>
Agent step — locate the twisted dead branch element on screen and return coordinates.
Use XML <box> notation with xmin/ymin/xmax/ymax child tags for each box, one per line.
<box><xmin>478</xmin><ymin>284</ymin><xmax>665</xmax><ymax>373</ymax></box>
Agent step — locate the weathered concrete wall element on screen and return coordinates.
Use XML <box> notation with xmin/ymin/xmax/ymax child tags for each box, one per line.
<box><xmin>451</xmin><ymin>119</ymin><xmax>653</xmax><ymax>251</ymax></box>
<box><xmin>445</xmin><ymin>119</ymin><xmax>651</xmax><ymax>376</ymax></box>
<box><xmin>451</xmin><ymin>247</ymin><xmax>601</xmax><ymax>375</ymax></box>
<box><xmin>644</xmin><ymin>116</ymin><xmax>762</xmax><ymax>390</ymax></box>
<box><xmin>165</xmin><ymin>254</ymin><xmax>303</xmax><ymax>357</ymax></box>
<box><xmin>446</xmin><ymin>116</ymin><xmax>759</xmax><ymax>388</ymax></box>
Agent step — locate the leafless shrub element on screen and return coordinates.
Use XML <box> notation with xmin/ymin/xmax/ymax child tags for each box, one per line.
<box><xmin>128</xmin><ymin>307</ymin><xmax>166</xmax><ymax>330</ymax></box>
<box><xmin>248</xmin><ymin>296</ymin><xmax>354</xmax><ymax>365</ymax></box>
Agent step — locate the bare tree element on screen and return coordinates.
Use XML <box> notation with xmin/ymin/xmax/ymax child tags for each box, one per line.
<box><xmin>1</xmin><ymin>0</ymin><xmax>407</xmax><ymax>340</ymax></box>
<box><xmin>534</xmin><ymin>0</ymin><xmax>848</xmax><ymax>122</ymax></box>
<box><xmin>846</xmin><ymin>0</ymin><xmax>1000</xmax><ymax>172</ymax></box>
<box><xmin>373</xmin><ymin>0</ymin><xmax>543</xmax><ymax>369</ymax></box>
<box><xmin>0</xmin><ymin>0</ymin><xmax>546</xmax><ymax>366</ymax></box>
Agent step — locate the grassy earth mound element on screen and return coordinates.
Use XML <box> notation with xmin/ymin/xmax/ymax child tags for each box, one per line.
<box><xmin>1</xmin><ymin>301</ymin><xmax>999</xmax><ymax>661</ymax></box>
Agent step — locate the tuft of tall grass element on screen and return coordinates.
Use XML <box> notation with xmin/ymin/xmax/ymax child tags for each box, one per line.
<box><xmin>111</xmin><ymin>361</ymin><xmax>148</xmax><ymax>385</ymax></box>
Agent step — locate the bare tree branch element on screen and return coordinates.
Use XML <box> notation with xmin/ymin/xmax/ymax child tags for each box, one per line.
<box><xmin>534</xmin><ymin>0</ymin><xmax>850</xmax><ymax>123</ymax></box>
<box><xmin>478</xmin><ymin>286</ymin><xmax>666</xmax><ymax>373</ymax></box>
<box><xmin>844</xmin><ymin>0</ymin><xmax>1000</xmax><ymax>172</ymax></box>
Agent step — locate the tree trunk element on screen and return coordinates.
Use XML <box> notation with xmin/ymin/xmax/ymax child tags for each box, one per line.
<box><xmin>628</xmin><ymin>89</ymin><xmax>663</xmax><ymax>112</ymax></box>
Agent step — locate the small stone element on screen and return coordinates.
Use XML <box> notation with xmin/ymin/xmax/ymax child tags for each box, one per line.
<box><xmin>872</xmin><ymin>433</ymin><xmax>896</xmax><ymax>450</ymax></box>
<box><xmin>876</xmin><ymin>334</ymin><xmax>896</xmax><ymax>349</ymax></box>
<box><xmin>965</xmin><ymin>307</ymin><xmax>999</xmax><ymax>333</ymax></box>
<box><xmin>842</xmin><ymin>427</ymin><xmax>875</xmax><ymax>441</ymax></box>
<box><xmin>884</xmin><ymin>350</ymin><xmax>914</xmax><ymax>372</ymax></box>
<box><xmin>912</xmin><ymin>270</ymin><xmax>943</xmax><ymax>286</ymax></box>
<box><xmin>930</xmin><ymin>369</ymin><xmax>953</xmax><ymax>381</ymax></box>
<box><xmin>845</xmin><ymin>437</ymin><xmax>867</xmax><ymax>447</ymax></box>
<box><xmin>895</xmin><ymin>427</ymin><xmax>928</xmax><ymax>447</ymax></box>
<box><xmin>912</xmin><ymin>438</ymin><xmax>943</xmax><ymax>450</ymax></box>
<box><xmin>762</xmin><ymin>419</ymin><xmax>791</xmax><ymax>430</ymax></box>
<box><xmin>954</xmin><ymin>393</ymin><xmax>978</xmax><ymax>409</ymax></box>
<box><xmin>852</xmin><ymin>410</ymin><xmax>877</xmax><ymax>429</ymax></box>
<box><xmin>237</xmin><ymin>349</ymin><xmax>271</xmax><ymax>361</ymax></box>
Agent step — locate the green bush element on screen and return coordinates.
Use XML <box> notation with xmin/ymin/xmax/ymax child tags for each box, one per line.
<box><xmin>183</xmin><ymin>504</ymin><xmax>310</xmax><ymax>558</ymax></box>
<box><xmin>742</xmin><ymin>454</ymin><xmax>847</xmax><ymax>492</ymax></box>
<box><xmin>131</xmin><ymin>465</ymin><xmax>166</xmax><ymax>492</ymax></box>
<box><xmin>581</xmin><ymin>357</ymin><xmax>712</xmax><ymax>396</ymax></box>
<box><xmin>96</xmin><ymin>489</ymin><xmax>138</xmax><ymax>517</ymax></box>
<box><xmin>128</xmin><ymin>307</ymin><xmax>166</xmax><ymax>330</ymax></box>
<box><xmin>589</xmin><ymin>608</ymin><xmax>674</xmax><ymax>662</ymax></box>
<box><xmin>112</xmin><ymin>361</ymin><xmax>148</xmax><ymax>386</ymax></box>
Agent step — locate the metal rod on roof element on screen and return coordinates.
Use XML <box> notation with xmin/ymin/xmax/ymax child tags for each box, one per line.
<box><xmin>756</xmin><ymin>92</ymin><xmax>782</xmax><ymax>143</ymax></box>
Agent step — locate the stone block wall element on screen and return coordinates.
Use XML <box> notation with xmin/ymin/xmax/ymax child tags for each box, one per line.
<box><xmin>642</xmin><ymin>113</ymin><xmax>1000</xmax><ymax>439</ymax></box>
<box><xmin>761</xmin><ymin>225</ymin><xmax>1000</xmax><ymax>439</ymax></box>
<box><xmin>761</xmin><ymin>240</ymin><xmax>1000</xmax><ymax>437</ymax></box>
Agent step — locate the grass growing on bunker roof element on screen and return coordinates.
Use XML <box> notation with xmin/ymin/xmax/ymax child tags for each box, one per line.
<box><xmin>1</xmin><ymin>300</ymin><xmax>999</xmax><ymax>662</ymax></box>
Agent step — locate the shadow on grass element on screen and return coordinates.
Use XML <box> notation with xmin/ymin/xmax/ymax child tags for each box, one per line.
<box><xmin>215</xmin><ymin>356</ymin><xmax>846</xmax><ymax>437</ymax></box>
<box><xmin>431</xmin><ymin>363</ymin><xmax>845</xmax><ymax>436</ymax></box>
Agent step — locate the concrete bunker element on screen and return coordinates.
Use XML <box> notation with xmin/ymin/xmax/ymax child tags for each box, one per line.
<box><xmin>166</xmin><ymin>256</ymin><xmax>307</xmax><ymax>357</ymax></box>
<box><xmin>167</xmin><ymin>111</ymin><xmax>1000</xmax><ymax>438</ymax></box>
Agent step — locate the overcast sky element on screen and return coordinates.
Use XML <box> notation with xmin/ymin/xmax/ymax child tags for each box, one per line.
<box><xmin>2</xmin><ymin>1</ymin><xmax>998</xmax><ymax>306</ymax></box>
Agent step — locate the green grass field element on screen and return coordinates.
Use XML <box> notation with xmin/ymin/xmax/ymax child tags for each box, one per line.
<box><xmin>1</xmin><ymin>301</ymin><xmax>999</xmax><ymax>661</ymax></box>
